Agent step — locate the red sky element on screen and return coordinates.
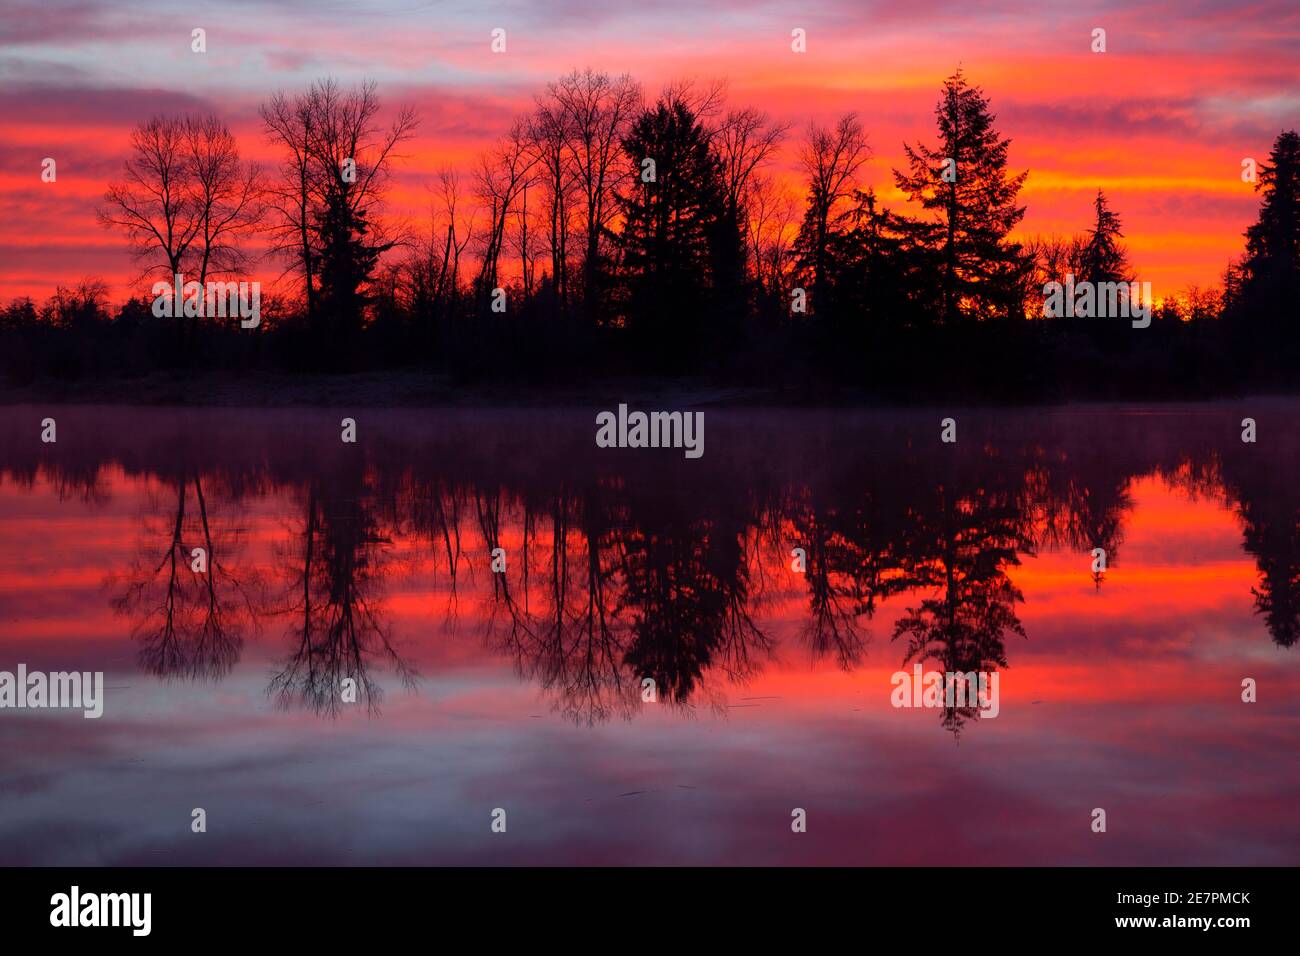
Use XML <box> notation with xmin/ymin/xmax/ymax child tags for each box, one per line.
<box><xmin>2</xmin><ymin>0</ymin><xmax>1298</xmax><ymax>303</ymax></box>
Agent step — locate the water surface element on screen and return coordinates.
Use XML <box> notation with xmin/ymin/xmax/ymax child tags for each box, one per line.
<box><xmin>0</xmin><ymin>402</ymin><xmax>1297</xmax><ymax>865</ymax></box>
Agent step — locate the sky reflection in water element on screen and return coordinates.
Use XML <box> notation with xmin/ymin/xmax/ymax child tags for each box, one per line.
<box><xmin>0</xmin><ymin>403</ymin><xmax>1296</xmax><ymax>865</ymax></box>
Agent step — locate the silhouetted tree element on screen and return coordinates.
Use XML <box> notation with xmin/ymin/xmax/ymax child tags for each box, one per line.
<box><xmin>1078</xmin><ymin>189</ymin><xmax>1132</xmax><ymax>287</ymax></box>
<box><xmin>746</xmin><ymin>175</ymin><xmax>801</xmax><ymax>314</ymax></box>
<box><xmin>261</xmin><ymin>79</ymin><xmax>416</xmax><ymax>355</ymax></box>
<box><xmin>714</xmin><ymin>106</ymin><xmax>790</xmax><ymax>270</ymax></box>
<box><xmin>549</xmin><ymin>69</ymin><xmax>642</xmax><ymax>324</ymax></box>
<box><xmin>792</xmin><ymin>114</ymin><xmax>870</xmax><ymax>317</ymax></box>
<box><xmin>1024</xmin><ymin>233</ymin><xmax>1083</xmax><ymax>316</ymax></box>
<box><xmin>616</xmin><ymin>94</ymin><xmax>740</xmax><ymax>361</ymax></box>
<box><xmin>474</xmin><ymin>121</ymin><xmax>541</xmax><ymax>309</ymax></box>
<box><xmin>99</xmin><ymin>114</ymin><xmax>261</xmax><ymax>352</ymax></box>
<box><xmin>528</xmin><ymin>89</ymin><xmax>580</xmax><ymax>313</ymax></box>
<box><xmin>894</xmin><ymin>70</ymin><xmax>1028</xmax><ymax>323</ymax></box>
<box><xmin>1227</xmin><ymin>129</ymin><xmax>1300</xmax><ymax>355</ymax></box>
<box><xmin>261</xmin><ymin>91</ymin><xmax>321</xmax><ymax>322</ymax></box>
<box><xmin>819</xmin><ymin>188</ymin><xmax>934</xmax><ymax>338</ymax></box>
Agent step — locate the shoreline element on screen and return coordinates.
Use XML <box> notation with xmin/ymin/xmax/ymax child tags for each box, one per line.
<box><xmin>0</xmin><ymin>370</ymin><xmax>1283</xmax><ymax>409</ymax></box>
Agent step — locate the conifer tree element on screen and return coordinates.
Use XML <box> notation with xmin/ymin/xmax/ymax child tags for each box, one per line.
<box><xmin>1231</xmin><ymin>129</ymin><xmax>1300</xmax><ymax>332</ymax></box>
<box><xmin>1077</xmin><ymin>189</ymin><xmax>1131</xmax><ymax>286</ymax></box>
<box><xmin>893</xmin><ymin>70</ymin><xmax>1028</xmax><ymax>323</ymax></box>
<box><xmin>617</xmin><ymin>96</ymin><xmax>738</xmax><ymax>357</ymax></box>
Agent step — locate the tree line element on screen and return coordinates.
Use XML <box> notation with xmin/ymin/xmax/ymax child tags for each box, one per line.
<box><xmin>3</xmin><ymin>69</ymin><xmax>1297</xmax><ymax>396</ymax></box>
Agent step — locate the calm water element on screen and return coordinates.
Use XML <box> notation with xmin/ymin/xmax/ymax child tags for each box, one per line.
<box><xmin>0</xmin><ymin>402</ymin><xmax>1297</xmax><ymax>865</ymax></box>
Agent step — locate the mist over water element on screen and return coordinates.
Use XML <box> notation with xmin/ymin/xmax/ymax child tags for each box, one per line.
<box><xmin>0</xmin><ymin>402</ymin><xmax>1296</xmax><ymax>865</ymax></box>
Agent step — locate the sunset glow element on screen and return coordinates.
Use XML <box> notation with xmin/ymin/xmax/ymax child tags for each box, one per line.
<box><xmin>3</xmin><ymin>0</ymin><xmax>1297</xmax><ymax>302</ymax></box>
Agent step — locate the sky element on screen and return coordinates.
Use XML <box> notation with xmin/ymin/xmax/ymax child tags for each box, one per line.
<box><xmin>1</xmin><ymin>0</ymin><xmax>1298</xmax><ymax>303</ymax></box>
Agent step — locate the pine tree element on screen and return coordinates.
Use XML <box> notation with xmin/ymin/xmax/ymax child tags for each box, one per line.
<box><xmin>1078</xmin><ymin>189</ymin><xmax>1131</xmax><ymax>286</ymax></box>
<box><xmin>616</xmin><ymin>97</ymin><xmax>737</xmax><ymax>358</ymax></box>
<box><xmin>893</xmin><ymin>70</ymin><xmax>1028</xmax><ymax>324</ymax></box>
<box><xmin>821</xmin><ymin>188</ymin><xmax>934</xmax><ymax>336</ymax></box>
<box><xmin>314</xmin><ymin>188</ymin><xmax>381</xmax><ymax>347</ymax></box>
<box><xmin>1232</xmin><ymin>129</ymin><xmax>1300</xmax><ymax>331</ymax></box>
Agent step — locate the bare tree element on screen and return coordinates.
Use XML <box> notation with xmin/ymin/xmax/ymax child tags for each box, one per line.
<box><xmin>303</xmin><ymin>79</ymin><xmax>417</xmax><ymax>226</ymax></box>
<box><xmin>747</xmin><ymin>174</ymin><xmax>801</xmax><ymax>297</ymax></box>
<box><xmin>513</xmin><ymin>181</ymin><xmax>545</xmax><ymax>303</ymax></box>
<box><xmin>528</xmin><ymin>91</ymin><xmax>578</xmax><ymax>310</ymax></box>
<box><xmin>716</xmin><ymin>107</ymin><xmax>790</xmax><ymax>216</ymax></box>
<box><xmin>549</xmin><ymin>69</ymin><xmax>641</xmax><ymax>313</ymax></box>
<box><xmin>406</xmin><ymin>167</ymin><xmax>476</xmax><ymax>336</ymax></box>
<box><xmin>474</xmin><ymin>120</ymin><xmax>540</xmax><ymax>303</ymax></box>
<box><xmin>100</xmin><ymin>114</ymin><xmax>262</xmax><ymax>348</ymax></box>
<box><xmin>798</xmin><ymin>113</ymin><xmax>870</xmax><ymax>299</ymax></box>
<box><xmin>101</xmin><ymin>114</ymin><xmax>261</xmax><ymax>281</ymax></box>
<box><xmin>184</xmin><ymin>116</ymin><xmax>263</xmax><ymax>288</ymax></box>
<box><xmin>1023</xmin><ymin>233</ymin><xmax>1084</xmax><ymax>316</ymax></box>
<box><xmin>261</xmin><ymin>78</ymin><xmax>417</xmax><ymax>332</ymax></box>
<box><xmin>260</xmin><ymin>90</ymin><xmax>320</xmax><ymax>320</ymax></box>
<box><xmin>661</xmin><ymin>76</ymin><xmax>728</xmax><ymax>127</ymax></box>
<box><xmin>100</xmin><ymin>116</ymin><xmax>199</xmax><ymax>283</ymax></box>
<box><xmin>436</xmin><ymin>168</ymin><xmax>474</xmax><ymax>308</ymax></box>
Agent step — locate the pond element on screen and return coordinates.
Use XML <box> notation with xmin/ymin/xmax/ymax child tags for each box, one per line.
<box><xmin>0</xmin><ymin>401</ymin><xmax>1296</xmax><ymax>864</ymax></box>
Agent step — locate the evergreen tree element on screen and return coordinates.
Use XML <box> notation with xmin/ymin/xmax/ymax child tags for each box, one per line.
<box><xmin>893</xmin><ymin>70</ymin><xmax>1028</xmax><ymax>324</ymax></box>
<box><xmin>616</xmin><ymin>97</ymin><xmax>739</xmax><ymax>360</ymax></box>
<box><xmin>1077</xmin><ymin>189</ymin><xmax>1131</xmax><ymax>286</ymax></box>
<box><xmin>315</xmin><ymin>188</ymin><xmax>382</xmax><ymax>346</ymax></box>
<box><xmin>1231</xmin><ymin>129</ymin><xmax>1300</xmax><ymax>334</ymax></box>
<box><xmin>820</xmin><ymin>188</ymin><xmax>934</xmax><ymax>337</ymax></box>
